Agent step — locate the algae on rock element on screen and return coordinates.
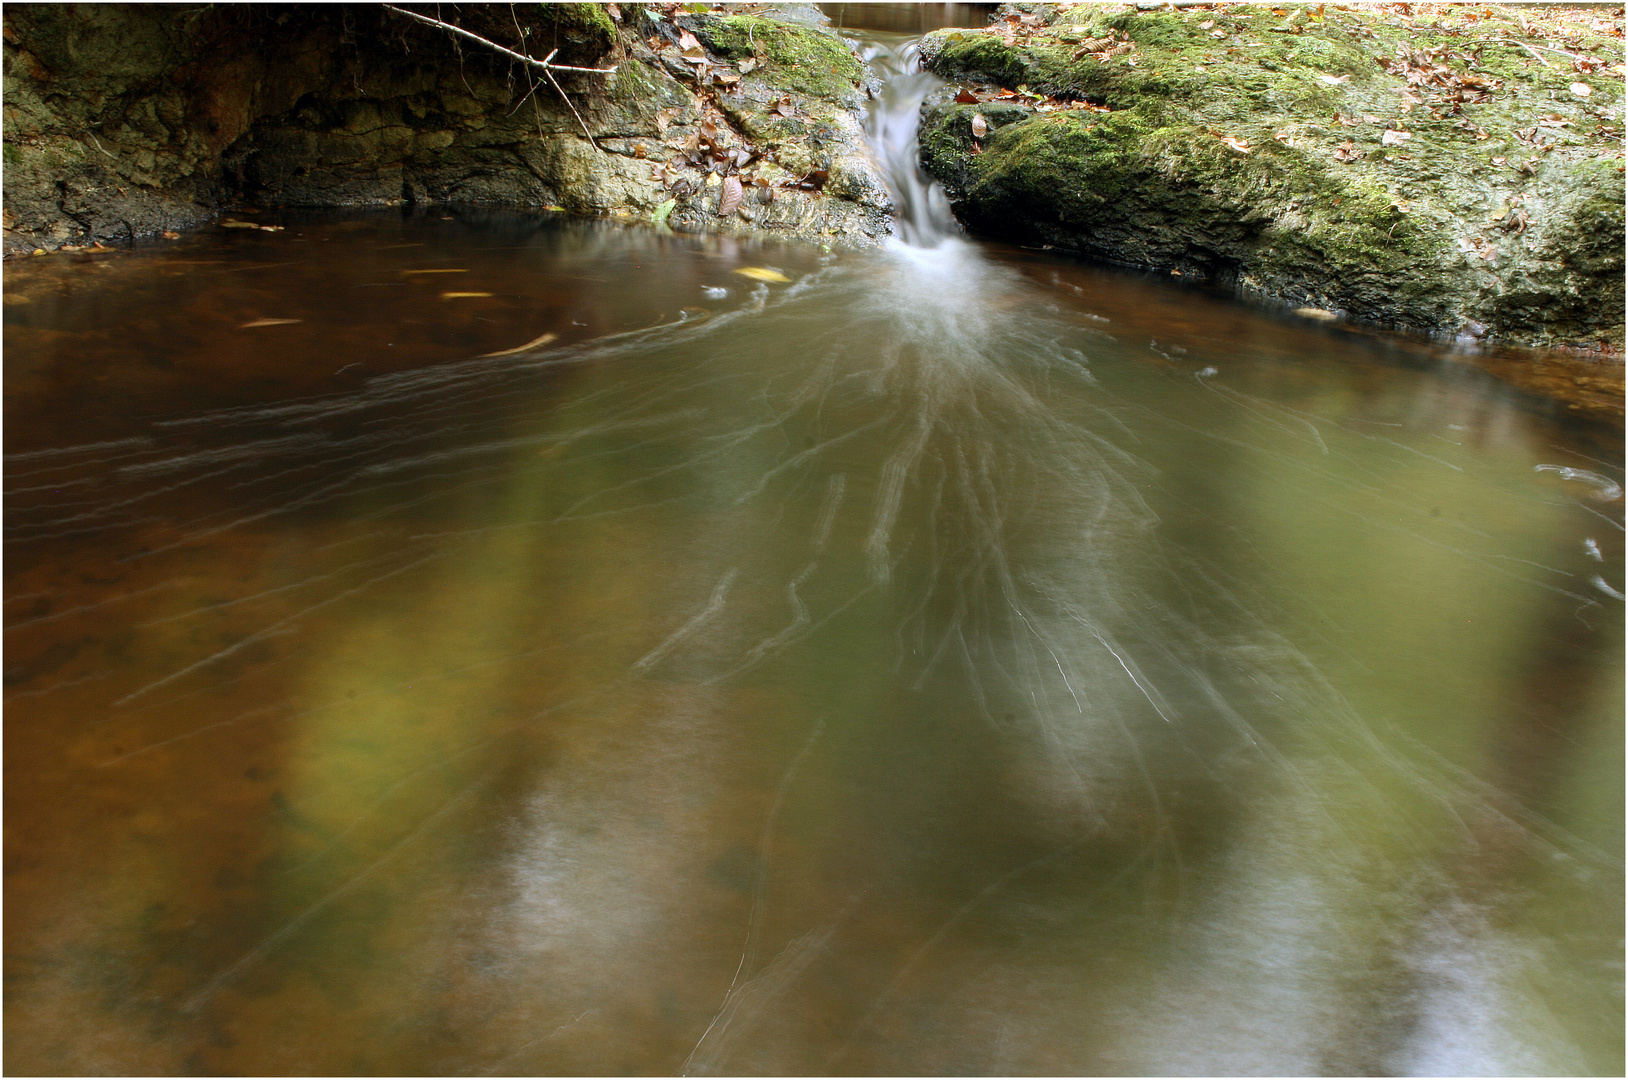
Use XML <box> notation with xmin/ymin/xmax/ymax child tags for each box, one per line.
<box><xmin>918</xmin><ymin>3</ymin><xmax>1625</xmax><ymax>352</ymax></box>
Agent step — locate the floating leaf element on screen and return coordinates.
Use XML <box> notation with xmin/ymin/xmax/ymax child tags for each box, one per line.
<box><xmin>718</xmin><ymin>175</ymin><xmax>742</xmax><ymax>217</ymax></box>
<box><xmin>480</xmin><ymin>331</ymin><xmax>558</xmax><ymax>358</ymax></box>
<box><xmin>441</xmin><ymin>291</ymin><xmax>493</xmax><ymax>299</ymax></box>
<box><xmin>971</xmin><ymin>113</ymin><xmax>988</xmax><ymax>138</ymax></box>
<box><xmin>239</xmin><ymin>317</ymin><xmax>302</xmax><ymax>328</ymax></box>
<box><xmin>401</xmin><ymin>268</ymin><xmax>469</xmax><ymax>274</ymax></box>
<box><xmin>1294</xmin><ymin>307</ymin><xmax>1339</xmax><ymax>322</ymax></box>
<box><xmin>219</xmin><ymin>219</ymin><xmax>261</xmax><ymax>229</ymax></box>
<box><xmin>733</xmin><ymin>266</ymin><xmax>790</xmax><ymax>283</ymax></box>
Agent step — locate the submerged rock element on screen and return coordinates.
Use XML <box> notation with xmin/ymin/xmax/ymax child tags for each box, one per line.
<box><xmin>917</xmin><ymin>4</ymin><xmax>1625</xmax><ymax>352</ymax></box>
<box><xmin>2</xmin><ymin>4</ymin><xmax>890</xmax><ymax>253</ymax></box>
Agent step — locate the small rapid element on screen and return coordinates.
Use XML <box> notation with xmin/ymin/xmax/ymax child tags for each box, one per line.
<box><xmin>855</xmin><ymin>31</ymin><xmax>960</xmax><ymax>248</ymax></box>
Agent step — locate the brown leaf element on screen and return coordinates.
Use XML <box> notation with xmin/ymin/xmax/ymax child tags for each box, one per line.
<box><xmin>239</xmin><ymin>317</ymin><xmax>302</xmax><ymax>329</ymax></box>
<box><xmin>677</xmin><ymin>29</ymin><xmax>706</xmax><ymax>61</ymax></box>
<box><xmin>718</xmin><ymin>174</ymin><xmax>742</xmax><ymax>217</ymax></box>
<box><xmin>971</xmin><ymin>113</ymin><xmax>988</xmax><ymax>138</ymax></box>
<box><xmin>955</xmin><ymin>90</ymin><xmax>980</xmax><ymax>104</ymax></box>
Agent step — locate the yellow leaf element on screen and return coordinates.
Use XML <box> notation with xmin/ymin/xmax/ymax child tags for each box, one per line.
<box><xmin>239</xmin><ymin>318</ymin><xmax>302</xmax><ymax>328</ymax></box>
<box><xmin>441</xmin><ymin>291</ymin><xmax>493</xmax><ymax>299</ymax></box>
<box><xmin>401</xmin><ymin>268</ymin><xmax>469</xmax><ymax>274</ymax></box>
<box><xmin>733</xmin><ymin>266</ymin><xmax>791</xmax><ymax>283</ymax></box>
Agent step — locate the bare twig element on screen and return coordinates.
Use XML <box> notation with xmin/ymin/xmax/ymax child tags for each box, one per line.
<box><xmin>1472</xmin><ymin>37</ymin><xmax>1591</xmax><ymax>68</ymax></box>
<box><xmin>380</xmin><ymin>5</ymin><xmax>618</xmax><ymax>73</ymax></box>
<box><xmin>540</xmin><ymin>48</ymin><xmax>600</xmax><ymax>146</ymax></box>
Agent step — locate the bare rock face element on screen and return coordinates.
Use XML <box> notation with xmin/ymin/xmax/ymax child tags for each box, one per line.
<box><xmin>2</xmin><ymin>4</ymin><xmax>891</xmax><ymax>254</ymax></box>
<box><xmin>916</xmin><ymin>4</ymin><xmax>1625</xmax><ymax>353</ymax></box>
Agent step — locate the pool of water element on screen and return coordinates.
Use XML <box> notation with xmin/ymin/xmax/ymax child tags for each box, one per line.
<box><xmin>4</xmin><ymin>197</ymin><xmax>1623</xmax><ymax>1075</ymax></box>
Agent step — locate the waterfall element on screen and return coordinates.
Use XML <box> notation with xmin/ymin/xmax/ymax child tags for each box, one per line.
<box><xmin>856</xmin><ymin>35</ymin><xmax>960</xmax><ymax>248</ymax></box>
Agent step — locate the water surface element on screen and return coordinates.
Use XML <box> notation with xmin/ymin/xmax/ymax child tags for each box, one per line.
<box><xmin>5</xmin><ymin>25</ymin><xmax>1623</xmax><ymax>1070</ymax></box>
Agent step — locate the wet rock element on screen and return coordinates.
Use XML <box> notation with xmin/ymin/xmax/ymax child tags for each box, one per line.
<box><xmin>917</xmin><ymin>4</ymin><xmax>1625</xmax><ymax>353</ymax></box>
<box><xmin>2</xmin><ymin>4</ymin><xmax>890</xmax><ymax>254</ymax></box>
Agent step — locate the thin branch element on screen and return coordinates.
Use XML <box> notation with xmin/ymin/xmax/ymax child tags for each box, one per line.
<box><xmin>380</xmin><ymin>5</ymin><xmax>618</xmax><ymax>73</ymax></box>
<box><xmin>540</xmin><ymin>49</ymin><xmax>601</xmax><ymax>146</ymax></box>
<box><xmin>1471</xmin><ymin>37</ymin><xmax>1588</xmax><ymax>68</ymax></box>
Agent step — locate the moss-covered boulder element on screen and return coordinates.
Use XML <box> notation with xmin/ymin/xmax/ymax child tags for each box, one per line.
<box><xmin>2</xmin><ymin>3</ymin><xmax>890</xmax><ymax>253</ymax></box>
<box><xmin>919</xmin><ymin>4</ymin><xmax>1625</xmax><ymax>352</ymax></box>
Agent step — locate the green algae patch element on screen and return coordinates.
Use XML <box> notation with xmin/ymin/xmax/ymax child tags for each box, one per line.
<box><xmin>920</xmin><ymin>4</ymin><xmax>1626</xmax><ymax>351</ymax></box>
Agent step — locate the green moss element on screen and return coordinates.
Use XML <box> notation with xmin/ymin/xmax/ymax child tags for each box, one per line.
<box><xmin>528</xmin><ymin>3</ymin><xmax>616</xmax><ymax>65</ymax></box>
<box><xmin>696</xmin><ymin>15</ymin><xmax>862</xmax><ymax>101</ymax></box>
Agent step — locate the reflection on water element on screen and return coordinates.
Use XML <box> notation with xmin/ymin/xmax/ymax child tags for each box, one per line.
<box><xmin>5</xmin><ymin>211</ymin><xmax>1622</xmax><ymax>1076</ymax></box>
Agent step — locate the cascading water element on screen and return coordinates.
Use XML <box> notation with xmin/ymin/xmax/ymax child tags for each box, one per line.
<box><xmin>855</xmin><ymin>34</ymin><xmax>960</xmax><ymax>248</ymax></box>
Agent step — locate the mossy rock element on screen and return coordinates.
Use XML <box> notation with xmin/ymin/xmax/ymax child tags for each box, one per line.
<box><xmin>920</xmin><ymin>4</ymin><xmax>1626</xmax><ymax>351</ymax></box>
<box><xmin>680</xmin><ymin>13</ymin><xmax>864</xmax><ymax>104</ymax></box>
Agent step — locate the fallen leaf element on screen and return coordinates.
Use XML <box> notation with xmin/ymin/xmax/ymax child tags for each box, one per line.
<box><xmin>1219</xmin><ymin>134</ymin><xmax>1251</xmax><ymax>153</ymax></box>
<box><xmin>480</xmin><ymin>331</ymin><xmax>558</xmax><ymax>358</ymax></box>
<box><xmin>239</xmin><ymin>317</ymin><xmax>302</xmax><ymax>328</ymax></box>
<box><xmin>161</xmin><ymin>229</ymin><xmax>181</xmax><ymax>239</ymax></box>
<box><xmin>1381</xmin><ymin>129</ymin><xmax>1412</xmax><ymax>145</ymax></box>
<box><xmin>678</xmin><ymin>29</ymin><xmax>706</xmax><ymax>61</ymax></box>
<box><xmin>441</xmin><ymin>291</ymin><xmax>493</xmax><ymax>299</ymax></box>
<box><xmin>1570</xmin><ymin>81</ymin><xmax>1593</xmax><ymax>96</ymax></box>
<box><xmin>652</xmin><ymin>197</ymin><xmax>676</xmax><ymax>227</ymax></box>
<box><xmin>1294</xmin><ymin>307</ymin><xmax>1340</xmax><ymax>321</ymax></box>
<box><xmin>718</xmin><ymin>174</ymin><xmax>742</xmax><ymax>217</ymax></box>
<box><xmin>1211</xmin><ymin>29</ymin><xmax>1226</xmax><ymax>38</ymax></box>
<box><xmin>956</xmin><ymin>90</ymin><xmax>980</xmax><ymax>104</ymax></box>
<box><xmin>733</xmin><ymin>266</ymin><xmax>790</xmax><ymax>283</ymax></box>
<box><xmin>219</xmin><ymin>219</ymin><xmax>260</xmax><ymax>229</ymax></box>
<box><xmin>738</xmin><ymin>57</ymin><xmax>759</xmax><ymax>75</ymax></box>
<box><xmin>606</xmin><ymin>2</ymin><xmax>621</xmax><ymax>19</ymax></box>
<box><xmin>1200</xmin><ymin>19</ymin><xmax>1215</xmax><ymax>29</ymax></box>
<box><xmin>1333</xmin><ymin>140</ymin><xmax>1362</xmax><ymax>161</ymax></box>
<box><xmin>401</xmin><ymin>268</ymin><xmax>469</xmax><ymax>274</ymax></box>
<box><xmin>971</xmin><ymin>113</ymin><xmax>988</xmax><ymax>138</ymax></box>
<box><xmin>1318</xmin><ymin>73</ymin><xmax>1350</xmax><ymax>84</ymax></box>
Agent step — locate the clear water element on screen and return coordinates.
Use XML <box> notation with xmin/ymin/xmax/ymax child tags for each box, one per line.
<box><xmin>4</xmin><ymin>18</ymin><xmax>1623</xmax><ymax>1078</ymax></box>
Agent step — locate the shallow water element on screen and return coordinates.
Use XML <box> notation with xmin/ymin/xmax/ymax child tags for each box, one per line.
<box><xmin>5</xmin><ymin>202</ymin><xmax>1622</xmax><ymax>1076</ymax></box>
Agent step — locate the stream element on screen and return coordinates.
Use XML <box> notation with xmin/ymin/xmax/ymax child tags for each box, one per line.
<box><xmin>4</xmin><ymin>8</ymin><xmax>1623</xmax><ymax>1076</ymax></box>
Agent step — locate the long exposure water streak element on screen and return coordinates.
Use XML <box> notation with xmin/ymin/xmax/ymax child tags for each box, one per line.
<box><xmin>4</xmin><ymin>12</ymin><xmax>1623</xmax><ymax>1077</ymax></box>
